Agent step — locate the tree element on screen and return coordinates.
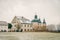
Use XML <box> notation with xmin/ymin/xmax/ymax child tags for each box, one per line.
<box><xmin>47</xmin><ymin>24</ymin><xmax>56</xmax><ymax>32</ymax></box>
<box><xmin>57</xmin><ymin>24</ymin><xmax>60</xmax><ymax>32</ymax></box>
<box><xmin>16</xmin><ymin>23</ymin><xmax>21</xmax><ymax>32</ymax></box>
<box><xmin>8</xmin><ymin>23</ymin><xmax>12</xmax><ymax>29</ymax></box>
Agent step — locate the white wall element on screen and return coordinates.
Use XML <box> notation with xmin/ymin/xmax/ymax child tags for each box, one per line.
<box><xmin>21</xmin><ymin>24</ymin><xmax>33</xmax><ymax>31</ymax></box>
<box><xmin>0</xmin><ymin>26</ymin><xmax>8</xmax><ymax>32</ymax></box>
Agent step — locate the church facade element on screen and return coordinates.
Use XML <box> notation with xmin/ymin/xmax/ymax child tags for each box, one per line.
<box><xmin>11</xmin><ymin>14</ymin><xmax>46</xmax><ymax>32</ymax></box>
<box><xmin>31</xmin><ymin>15</ymin><xmax>46</xmax><ymax>32</ymax></box>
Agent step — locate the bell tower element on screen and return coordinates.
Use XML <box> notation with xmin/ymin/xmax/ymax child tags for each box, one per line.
<box><xmin>35</xmin><ymin>15</ymin><xmax>37</xmax><ymax>19</ymax></box>
<box><xmin>42</xmin><ymin>18</ymin><xmax>46</xmax><ymax>31</ymax></box>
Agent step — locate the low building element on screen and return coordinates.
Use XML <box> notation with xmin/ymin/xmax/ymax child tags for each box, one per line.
<box><xmin>56</xmin><ymin>24</ymin><xmax>60</xmax><ymax>32</ymax></box>
<box><xmin>47</xmin><ymin>24</ymin><xmax>57</xmax><ymax>32</ymax></box>
<box><xmin>0</xmin><ymin>21</ymin><xmax>8</xmax><ymax>32</ymax></box>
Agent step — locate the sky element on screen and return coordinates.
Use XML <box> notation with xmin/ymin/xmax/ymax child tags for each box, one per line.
<box><xmin>0</xmin><ymin>0</ymin><xmax>60</xmax><ymax>25</ymax></box>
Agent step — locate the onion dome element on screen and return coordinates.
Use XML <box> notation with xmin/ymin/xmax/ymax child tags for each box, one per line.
<box><xmin>31</xmin><ymin>15</ymin><xmax>41</xmax><ymax>23</ymax></box>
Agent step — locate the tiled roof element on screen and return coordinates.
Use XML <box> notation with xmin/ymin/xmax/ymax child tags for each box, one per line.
<box><xmin>16</xmin><ymin>16</ymin><xmax>31</xmax><ymax>23</ymax></box>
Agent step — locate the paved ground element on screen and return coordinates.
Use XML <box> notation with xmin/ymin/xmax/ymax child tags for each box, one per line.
<box><xmin>0</xmin><ymin>32</ymin><xmax>60</xmax><ymax>40</ymax></box>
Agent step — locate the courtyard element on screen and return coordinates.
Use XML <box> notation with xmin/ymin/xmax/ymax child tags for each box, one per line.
<box><xmin>0</xmin><ymin>32</ymin><xmax>60</xmax><ymax>40</ymax></box>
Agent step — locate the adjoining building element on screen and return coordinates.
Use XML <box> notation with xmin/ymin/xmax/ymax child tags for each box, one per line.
<box><xmin>11</xmin><ymin>14</ymin><xmax>46</xmax><ymax>32</ymax></box>
<box><xmin>47</xmin><ymin>24</ymin><xmax>60</xmax><ymax>32</ymax></box>
<box><xmin>11</xmin><ymin>16</ymin><xmax>33</xmax><ymax>32</ymax></box>
<box><xmin>57</xmin><ymin>24</ymin><xmax>60</xmax><ymax>32</ymax></box>
<box><xmin>0</xmin><ymin>21</ymin><xmax>8</xmax><ymax>32</ymax></box>
<box><xmin>47</xmin><ymin>24</ymin><xmax>56</xmax><ymax>32</ymax></box>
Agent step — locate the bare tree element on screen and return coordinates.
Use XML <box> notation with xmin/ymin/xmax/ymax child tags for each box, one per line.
<box><xmin>16</xmin><ymin>23</ymin><xmax>21</xmax><ymax>32</ymax></box>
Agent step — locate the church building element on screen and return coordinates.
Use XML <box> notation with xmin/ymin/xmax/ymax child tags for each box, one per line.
<box><xmin>31</xmin><ymin>14</ymin><xmax>46</xmax><ymax>31</ymax></box>
<box><xmin>11</xmin><ymin>14</ymin><xmax>46</xmax><ymax>32</ymax></box>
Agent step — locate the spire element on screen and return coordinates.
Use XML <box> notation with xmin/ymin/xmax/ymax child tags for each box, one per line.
<box><xmin>35</xmin><ymin>14</ymin><xmax>37</xmax><ymax>19</ymax></box>
<box><xmin>38</xmin><ymin>18</ymin><xmax>41</xmax><ymax>23</ymax></box>
<box><xmin>34</xmin><ymin>12</ymin><xmax>38</xmax><ymax>19</ymax></box>
<box><xmin>43</xmin><ymin>18</ymin><xmax>46</xmax><ymax>24</ymax></box>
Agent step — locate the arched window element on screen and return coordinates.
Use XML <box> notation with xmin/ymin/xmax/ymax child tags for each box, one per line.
<box><xmin>24</xmin><ymin>29</ymin><xmax>26</xmax><ymax>31</ymax></box>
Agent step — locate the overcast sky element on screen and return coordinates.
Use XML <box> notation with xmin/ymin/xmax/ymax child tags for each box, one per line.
<box><xmin>0</xmin><ymin>0</ymin><xmax>60</xmax><ymax>25</ymax></box>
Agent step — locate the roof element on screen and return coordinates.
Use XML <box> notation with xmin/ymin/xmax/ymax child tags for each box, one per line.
<box><xmin>43</xmin><ymin>19</ymin><xmax>46</xmax><ymax>24</ymax></box>
<box><xmin>31</xmin><ymin>15</ymin><xmax>41</xmax><ymax>23</ymax></box>
<box><xmin>32</xmin><ymin>19</ymin><xmax>39</xmax><ymax>22</ymax></box>
<box><xmin>0</xmin><ymin>21</ymin><xmax>8</xmax><ymax>26</ymax></box>
<box><xmin>38</xmin><ymin>19</ymin><xmax>41</xmax><ymax>23</ymax></box>
<box><xmin>31</xmin><ymin>19</ymin><xmax>41</xmax><ymax>23</ymax></box>
<box><xmin>16</xmin><ymin>16</ymin><xmax>31</xmax><ymax>23</ymax></box>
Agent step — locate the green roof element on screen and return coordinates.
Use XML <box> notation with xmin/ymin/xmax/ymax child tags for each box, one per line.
<box><xmin>31</xmin><ymin>14</ymin><xmax>41</xmax><ymax>23</ymax></box>
<box><xmin>32</xmin><ymin>19</ymin><xmax>39</xmax><ymax>22</ymax></box>
<box><xmin>31</xmin><ymin>14</ymin><xmax>46</xmax><ymax>24</ymax></box>
<box><xmin>31</xmin><ymin>19</ymin><xmax>41</xmax><ymax>23</ymax></box>
<box><xmin>38</xmin><ymin>19</ymin><xmax>41</xmax><ymax>23</ymax></box>
<box><xmin>43</xmin><ymin>19</ymin><xmax>46</xmax><ymax>24</ymax></box>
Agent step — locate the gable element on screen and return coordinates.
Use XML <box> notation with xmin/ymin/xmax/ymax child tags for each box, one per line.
<box><xmin>11</xmin><ymin>16</ymin><xmax>20</xmax><ymax>24</ymax></box>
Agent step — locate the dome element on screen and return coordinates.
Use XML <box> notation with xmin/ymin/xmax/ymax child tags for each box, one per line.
<box><xmin>31</xmin><ymin>15</ymin><xmax>41</xmax><ymax>23</ymax></box>
<box><xmin>35</xmin><ymin>15</ymin><xmax>37</xmax><ymax>19</ymax></box>
<box><xmin>32</xmin><ymin>19</ymin><xmax>39</xmax><ymax>22</ymax></box>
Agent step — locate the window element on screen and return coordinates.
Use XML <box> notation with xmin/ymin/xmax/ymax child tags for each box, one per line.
<box><xmin>25</xmin><ymin>24</ymin><xmax>26</xmax><ymax>27</ymax></box>
<box><xmin>15</xmin><ymin>25</ymin><xmax>16</xmax><ymax>27</ymax></box>
<box><xmin>24</xmin><ymin>29</ymin><xmax>26</xmax><ymax>31</ymax></box>
<box><xmin>28</xmin><ymin>29</ymin><xmax>29</xmax><ymax>31</ymax></box>
<box><xmin>30</xmin><ymin>29</ymin><xmax>32</xmax><ymax>31</ymax></box>
<box><xmin>4</xmin><ymin>30</ymin><xmax>6</xmax><ymax>32</ymax></box>
<box><xmin>27</xmin><ymin>24</ymin><xmax>29</xmax><ymax>27</ymax></box>
<box><xmin>1</xmin><ymin>30</ymin><xmax>3</xmax><ymax>32</ymax></box>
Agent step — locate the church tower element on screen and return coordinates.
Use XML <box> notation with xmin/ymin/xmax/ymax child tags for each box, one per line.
<box><xmin>42</xmin><ymin>18</ymin><xmax>46</xmax><ymax>31</ymax></box>
<box><xmin>31</xmin><ymin>14</ymin><xmax>46</xmax><ymax>32</ymax></box>
<box><xmin>31</xmin><ymin>14</ymin><xmax>39</xmax><ymax>31</ymax></box>
<box><xmin>38</xmin><ymin>18</ymin><xmax>42</xmax><ymax>31</ymax></box>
